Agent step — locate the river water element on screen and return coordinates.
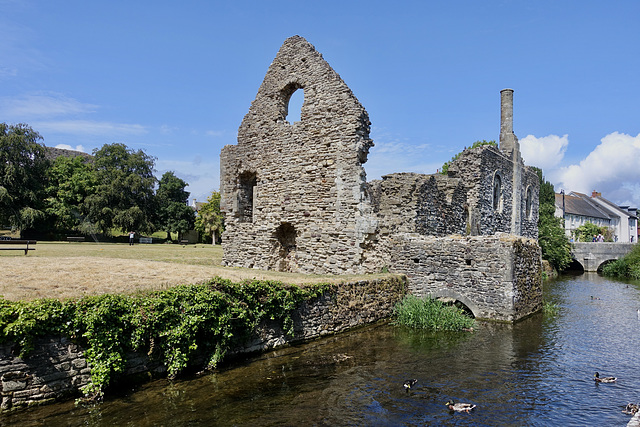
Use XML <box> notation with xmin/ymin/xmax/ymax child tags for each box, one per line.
<box><xmin>3</xmin><ymin>272</ymin><xmax>640</xmax><ymax>426</ymax></box>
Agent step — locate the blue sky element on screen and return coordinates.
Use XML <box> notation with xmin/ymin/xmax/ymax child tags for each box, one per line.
<box><xmin>1</xmin><ymin>1</ymin><xmax>639</xmax><ymax>207</ymax></box>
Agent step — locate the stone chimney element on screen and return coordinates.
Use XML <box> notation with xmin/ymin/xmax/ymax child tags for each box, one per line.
<box><xmin>499</xmin><ymin>88</ymin><xmax>520</xmax><ymax>159</ymax></box>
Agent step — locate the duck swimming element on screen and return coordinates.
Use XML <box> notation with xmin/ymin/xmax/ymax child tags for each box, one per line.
<box><xmin>403</xmin><ymin>379</ymin><xmax>417</xmax><ymax>391</ymax></box>
<box><xmin>445</xmin><ymin>400</ymin><xmax>476</xmax><ymax>412</ymax></box>
<box><xmin>594</xmin><ymin>372</ymin><xmax>616</xmax><ymax>383</ymax></box>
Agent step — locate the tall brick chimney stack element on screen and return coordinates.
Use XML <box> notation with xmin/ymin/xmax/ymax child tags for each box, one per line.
<box><xmin>499</xmin><ymin>88</ymin><xmax>520</xmax><ymax>159</ymax></box>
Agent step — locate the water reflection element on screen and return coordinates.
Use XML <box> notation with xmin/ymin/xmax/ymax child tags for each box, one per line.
<box><xmin>4</xmin><ymin>272</ymin><xmax>640</xmax><ymax>426</ymax></box>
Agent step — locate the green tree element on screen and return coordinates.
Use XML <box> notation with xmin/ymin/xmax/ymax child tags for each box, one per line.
<box><xmin>533</xmin><ymin>167</ymin><xmax>572</xmax><ymax>271</ymax></box>
<box><xmin>0</xmin><ymin>123</ymin><xmax>49</xmax><ymax>235</ymax></box>
<box><xmin>440</xmin><ymin>140</ymin><xmax>497</xmax><ymax>175</ymax></box>
<box><xmin>44</xmin><ymin>155</ymin><xmax>97</xmax><ymax>234</ymax></box>
<box><xmin>573</xmin><ymin>222</ymin><xmax>612</xmax><ymax>242</ymax></box>
<box><xmin>156</xmin><ymin>171</ymin><xmax>195</xmax><ymax>240</ymax></box>
<box><xmin>195</xmin><ymin>191</ymin><xmax>224</xmax><ymax>244</ymax></box>
<box><xmin>83</xmin><ymin>143</ymin><xmax>157</xmax><ymax>235</ymax></box>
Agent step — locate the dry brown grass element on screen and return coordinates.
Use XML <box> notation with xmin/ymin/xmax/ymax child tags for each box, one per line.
<box><xmin>0</xmin><ymin>242</ymin><xmax>393</xmax><ymax>301</ymax></box>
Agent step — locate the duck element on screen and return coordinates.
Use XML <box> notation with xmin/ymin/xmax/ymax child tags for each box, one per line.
<box><xmin>403</xmin><ymin>379</ymin><xmax>417</xmax><ymax>392</ymax></box>
<box><xmin>445</xmin><ymin>399</ymin><xmax>476</xmax><ymax>412</ymax></box>
<box><xmin>594</xmin><ymin>372</ymin><xmax>616</xmax><ymax>383</ymax></box>
<box><xmin>623</xmin><ymin>403</ymin><xmax>639</xmax><ymax>415</ymax></box>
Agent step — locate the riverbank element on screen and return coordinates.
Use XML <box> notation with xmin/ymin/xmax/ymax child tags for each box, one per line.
<box><xmin>0</xmin><ymin>246</ymin><xmax>407</xmax><ymax>411</ymax></box>
<box><xmin>4</xmin><ymin>272</ymin><xmax>638</xmax><ymax>425</ymax></box>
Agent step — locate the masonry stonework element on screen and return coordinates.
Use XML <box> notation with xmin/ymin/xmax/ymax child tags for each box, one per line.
<box><xmin>220</xmin><ymin>36</ymin><xmax>376</xmax><ymax>274</ymax></box>
<box><xmin>220</xmin><ymin>36</ymin><xmax>542</xmax><ymax>322</ymax></box>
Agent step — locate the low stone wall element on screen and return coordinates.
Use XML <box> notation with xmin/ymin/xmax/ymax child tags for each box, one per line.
<box><xmin>0</xmin><ymin>277</ymin><xmax>406</xmax><ymax>411</ymax></box>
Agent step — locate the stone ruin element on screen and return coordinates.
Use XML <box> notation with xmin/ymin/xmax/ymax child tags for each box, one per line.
<box><xmin>220</xmin><ymin>36</ymin><xmax>542</xmax><ymax>321</ymax></box>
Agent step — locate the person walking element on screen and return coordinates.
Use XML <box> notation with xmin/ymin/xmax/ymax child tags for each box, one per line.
<box><xmin>129</xmin><ymin>231</ymin><xmax>135</xmax><ymax>246</ymax></box>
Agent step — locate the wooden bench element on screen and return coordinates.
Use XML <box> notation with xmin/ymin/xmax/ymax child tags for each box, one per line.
<box><xmin>139</xmin><ymin>237</ymin><xmax>153</xmax><ymax>244</ymax></box>
<box><xmin>66</xmin><ymin>236</ymin><xmax>85</xmax><ymax>242</ymax></box>
<box><xmin>180</xmin><ymin>239</ymin><xmax>190</xmax><ymax>245</ymax></box>
<box><xmin>0</xmin><ymin>240</ymin><xmax>37</xmax><ymax>255</ymax></box>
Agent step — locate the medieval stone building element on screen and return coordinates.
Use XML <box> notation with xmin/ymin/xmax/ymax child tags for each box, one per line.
<box><xmin>220</xmin><ymin>36</ymin><xmax>542</xmax><ymax>321</ymax></box>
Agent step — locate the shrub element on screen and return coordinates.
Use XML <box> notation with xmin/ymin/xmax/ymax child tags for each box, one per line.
<box><xmin>602</xmin><ymin>244</ymin><xmax>640</xmax><ymax>280</ymax></box>
<box><xmin>392</xmin><ymin>295</ymin><xmax>475</xmax><ymax>331</ymax></box>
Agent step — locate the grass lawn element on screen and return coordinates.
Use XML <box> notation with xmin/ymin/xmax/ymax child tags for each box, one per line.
<box><xmin>0</xmin><ymin>242</ymin><xmax>394</xmax><ymax>301</ymax></box>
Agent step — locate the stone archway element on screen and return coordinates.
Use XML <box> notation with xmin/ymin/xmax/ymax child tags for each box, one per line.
<box><xmin>428</xmin><ymin>289</ymin><xmax>480</xmax><ymax>319</ymax></box>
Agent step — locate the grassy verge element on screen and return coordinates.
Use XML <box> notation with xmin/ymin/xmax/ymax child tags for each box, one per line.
<box><xmin>0</xmin><ymin>242</ymin><xmax>396</xmax><ymax>301</ymax></box>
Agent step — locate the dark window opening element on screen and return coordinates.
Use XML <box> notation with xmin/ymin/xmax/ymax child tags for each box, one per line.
<box><xmin>525</xmin><ymin>187</ymin><xmax>532</xmax><ymax>219</ymax></box>
<box><xmin>493</xmin><ymin>173</ymin><xmax>502</xmax><ymax>211</ymax></box>
<box><xmin>275</xmin><ymin>222</ymin><xmax>297</xmax><ymax>272</ymax></box>
<box><xmin>464</xmin><ymin>206</ymin><xmax>471</xmax><ymax>235</ymax></box>
<box><xmin>238</xmin><ymin>171</ymin><xmax>256</xmax><ymax>223</ymax></box>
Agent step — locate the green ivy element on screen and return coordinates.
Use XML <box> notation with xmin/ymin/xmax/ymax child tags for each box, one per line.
<box><xmin>0</xmin><ymin>278</ymin><xmax>331</xmax><ymax>401</ymax></box>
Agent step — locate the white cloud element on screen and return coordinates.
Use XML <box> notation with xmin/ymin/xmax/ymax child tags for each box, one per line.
<box><xmin>0</xmin><ymin>93</ymin><xmax>98</xmax><ymax>119</ymax></box>
<box><xmin>205</xmin><ymin>130</ymin><xmax>225</xmax><ymax>138</ymax></box>
<box><xmin>55</xmin><ymin>144</ymin><xmax>86</xmax><ymax>153</ymax></box>
<box><xmin>520</xmin><ymin>134</ymin><xmax>568</xmax><ymax>170</ymax></box>
<box><xmin>365</xmin><ymin>127</ymin><xmax>445</xmax><ymax>179</ymax></box>
<box><xmin>552</xmin><ymin>132</ymin><xmax>640</xmax><ymax>207</ymax></box>
<box><xmin>0</xmin><ymin>67</ymin><xmax>17</xmax><ymax>78</ymax></box>
<box><xmin>34</xmin><ymin>120</ymin><xmax>147</xmax><ymax>136</ymax></box>
<box><xmin>365</xmin><ymin>136</ymin><xmax>442</xmax><ymax>179</ymax></box>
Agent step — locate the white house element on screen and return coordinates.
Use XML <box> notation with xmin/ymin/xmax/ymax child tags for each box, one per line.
<box><xmin>555</xmin><ymin>191</ymin><xmax>638</xmax><ymax>243</ymax></box>
<box><xmin>588</xmin><ymin>191</ymin><xmax>638</xmax><ymax>243</ymax></box>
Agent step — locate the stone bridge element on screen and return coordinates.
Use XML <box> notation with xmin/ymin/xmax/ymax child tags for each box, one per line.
<box><xmin>572</xmin><ymin>242</ymin><xmax>635</xmax><ymax>272</ymax></box>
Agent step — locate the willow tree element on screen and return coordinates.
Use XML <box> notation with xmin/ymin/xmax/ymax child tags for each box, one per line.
<box><xmin>0</xmin><ymin>123</ymin><xmax>49</xmax><ymax>235</ymax></box>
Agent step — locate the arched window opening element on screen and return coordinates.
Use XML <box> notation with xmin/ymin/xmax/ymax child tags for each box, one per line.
<box><xmin>286</xmin><ymin>88</ymin><xmax>304</xmax><ymax>123</ymax></box>
<box><xmin>280</xmin><ymin>82</ymin><xmax>304</xmax><ymax>125</ymax></box>
<box><xmin>238</xmin><ymin>171</ymin><xmax>256</xmax><ymax>223</ymax></box>
<box><xmin>493</xmin><ymin>172</ymin><xmax>502</xmax><ymax>212</ymax></box>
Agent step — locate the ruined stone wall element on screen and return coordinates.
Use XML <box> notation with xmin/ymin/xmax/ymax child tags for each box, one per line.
<box><xmin>447</xmin><ymin>145</ymin><xmax>539</xmax><ymax>239</ymax></box>
<box><xmin>368</xmin><ymin>173</ymin><xmax>468</xmax><ymax>238</ymax></box>
<box><xmin>0</xmin><ymin>277</ymin><xmax>406</xmax><ymax>411</ymax></box>
<box><xmin>384</xmin><ymin>233</ymin><xmax>542</xmax><ymax>321</ymax></box>
<box><xmin>220</xmin><ymin>36</ymin><xmax>376</xmax><ymax>274</ymax></box>
<box><xmin>366</xmin><ymin>145</ymin><xmax>538</xmax><ymax>247</ymax></box>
